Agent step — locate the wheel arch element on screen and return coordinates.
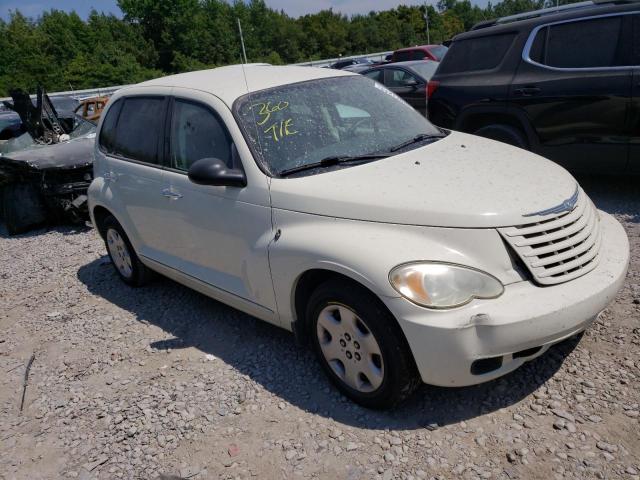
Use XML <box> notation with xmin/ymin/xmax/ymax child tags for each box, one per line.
<box><xmin>291</xmin><ymin>268</ymin><xmax>403</xmax><ymax>347</ymax></box>
<box><xmin>455</xmin><ymin>106</ymin><xmax>538</xmax><ymax>149</ymax></box>
<box><xmin>92</xmin><ymin>205</ymin><xmax>114</xmax><ymax>239</ymax></box>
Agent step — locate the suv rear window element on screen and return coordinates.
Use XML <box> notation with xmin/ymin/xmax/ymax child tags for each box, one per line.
<box><xmin>530</xmin><ymin>16</ymin><xmax>625</xmax><ymax>68</ymax></box>
<box><xmin>394</xmin><ymin>51</ymin><xmax>413</xmax><ymax>62</ymax></box>
<box><xmin>438</xmin><ymin>33</ymin><xmax>515</xmax><ymax>74</ymax></box>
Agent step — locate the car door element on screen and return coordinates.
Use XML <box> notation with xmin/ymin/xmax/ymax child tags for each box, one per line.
<box><xmin>160</xmin><ymin>92</ymin><xmax>277</xmax><ymax>315</ymax></box>
<box><xmin>383</xmin><ymin>68</ymin><xmax>426</xmax><ymax>114</ymax></box>
<box><xmin>99</xmin><ymin>93</ymin><xmax>173</xmax><ymax>259</ymax></box>
<box><xmin>510</xmin><ymin>13</ymin><xmax>633</xmax><ymax>173</ymax></box>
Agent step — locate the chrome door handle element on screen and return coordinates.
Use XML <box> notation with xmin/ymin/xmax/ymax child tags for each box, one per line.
<box><xmin>161</xmin><ymin>188</ymin><xmax>183</xmax><ymax>199</ymax></box>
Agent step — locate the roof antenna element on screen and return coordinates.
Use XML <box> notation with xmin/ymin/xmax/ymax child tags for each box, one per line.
<box><xmin>237</xmin><ymin>18</ymin><xmax>248</xmax><ymax>64</ymax></box>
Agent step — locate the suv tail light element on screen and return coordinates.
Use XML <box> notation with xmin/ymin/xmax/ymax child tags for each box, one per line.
<box><xmin>427</xmin><ymin>80</ymin><xmax>440</xmax><ymax>99</ymax></box>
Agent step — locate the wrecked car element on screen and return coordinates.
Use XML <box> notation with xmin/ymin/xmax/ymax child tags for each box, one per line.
<box><xmin>0</xmin><ymin>89</ymin><xmax>95</xmax><ymax>235</ymax></box>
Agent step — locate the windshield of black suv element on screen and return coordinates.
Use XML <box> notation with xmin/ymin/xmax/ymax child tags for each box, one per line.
<box><xmin>234</xmin><ymin>75</ymin><xmax>443</xmax><ymax>176</ymax></box>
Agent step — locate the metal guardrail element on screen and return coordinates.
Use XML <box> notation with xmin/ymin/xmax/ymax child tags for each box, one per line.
<box><xmin>0</xmin><ymin>50</ymin><xmax>394</xmax><ymax>103</ymax></box>
<box><xmin>292</xmin><ymin>50</ymin><xmax>393</xmax><ymax>68</ymax></box>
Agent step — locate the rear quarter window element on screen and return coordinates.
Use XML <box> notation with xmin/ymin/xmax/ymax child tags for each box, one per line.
<box><xmin>530</xmin><ymin>16</ymin><xmax>627</xmax><ymax>68</ymax></box>
<box><xmin>438</xmin><ymin>33</ymin><xmax>516</xmax><ymax>74</ymax></box>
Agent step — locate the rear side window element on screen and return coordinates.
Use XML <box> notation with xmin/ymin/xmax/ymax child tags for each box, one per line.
<box><xmin>438</xmin><ymin>33</ymin><xmax>516</xmax><ymax>74</ymax></box>
<box><xmin>531</xmin><ymin>16</ymin><xmax>625</xmax><ymax>68</ymax></box>
<box><xmin>411</xmin><ymin>50</ymin><xmax>427</xmax><ymax>60</ymax></box>
<box><xmin>111</xmin><ymin>97</ymin><xmax>166</xmax><ymax>164</ymax></box>
<box><xmin>98</xmin><ymin>99</ymin><xmax>122</xmax><ymax>154</ymax></box>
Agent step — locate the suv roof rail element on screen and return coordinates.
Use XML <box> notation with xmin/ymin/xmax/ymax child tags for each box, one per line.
<box><xmin>469</xmin><ymin>0</ymin><xmax>638</xmax><ymax>31</ymax></box>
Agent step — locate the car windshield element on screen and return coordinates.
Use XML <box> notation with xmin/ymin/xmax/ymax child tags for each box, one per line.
<box><xmin>430</xmin><ymin>45</ymin><xmax>448</xmax><ymax>61</ymax></box>
<box><xmin>234</xmin><ymin>76</ymin><xmax>443</xmax><ymax>176</ymax></box>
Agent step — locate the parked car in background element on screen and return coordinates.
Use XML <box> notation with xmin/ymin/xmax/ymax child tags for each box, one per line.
<box><xmin>330</xmin><ymin>57</ymin><xmax>375</xmax><ymax>70</ymax></box>
<box><xmin>74</xmin><ymin>96</ymin><xmax>109</xmax><ymax>123</ymax></box>
<box><xmin>89</xmin><ymin>65</ymin><xmax>628</xmax><ymax>409</ymax></box>
<box><xmin>361</xmin><ymin>61</ymin><xmax>439</xmax><ymax>115</ymax></box>
<box><xmin>0</xmin><ymin>88</ymin><xmax>96</xmax><ymax>234</ymax></box>
<box><xmin>427</xmin><ymin>0</ymin><xmax>639</xmax><ymax>174</ymax></box>
<box><xmin>391</xmin><ymin>44</ymin><xmax>448</xmax><ymax>62</ymax></box>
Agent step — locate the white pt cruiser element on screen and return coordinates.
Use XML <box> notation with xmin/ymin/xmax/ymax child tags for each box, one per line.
<box><xmin>89</xmin><ymin>65</ymin><xmax>629</xmax><ymax>408</ymax></box>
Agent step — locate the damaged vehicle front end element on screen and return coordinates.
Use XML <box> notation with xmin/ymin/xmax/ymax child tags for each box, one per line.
<box><xmin>0</xmin><ymin>88</ymin><xmax>95</xmax><ymax>235</ymax></box>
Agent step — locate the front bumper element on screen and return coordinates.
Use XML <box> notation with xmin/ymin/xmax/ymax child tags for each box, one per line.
<box><xmin>383</xmin><ymin>211</ymin><xmax>629</xmax><ymax>387</ymax></box>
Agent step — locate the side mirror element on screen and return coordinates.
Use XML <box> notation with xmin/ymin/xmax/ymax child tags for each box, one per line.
<box><xmin>188</xmin><ymin>157</ymin><xmax>247</xmax><ymax>188</ymax></box>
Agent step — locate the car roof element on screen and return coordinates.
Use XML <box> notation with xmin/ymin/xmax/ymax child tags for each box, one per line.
<box><xmin>125</xmin><ymin>64</ymin><xmax>356</xmax><ymax>107</ymax></box>
<box><xmin>457</xmin><ymin>1</ymin><xmax>638</xmax><ymax>41</ymax></box>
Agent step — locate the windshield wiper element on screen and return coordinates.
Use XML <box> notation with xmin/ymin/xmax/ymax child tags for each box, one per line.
<box><xmin>279</xmin><ymin>153</ymin><xmax>390</xmax><ymax>177</ymax></box>
<box><xmin>389</xmin><ymin>133</ymin><xmax>443</xmax><ymax>153</ymax></box>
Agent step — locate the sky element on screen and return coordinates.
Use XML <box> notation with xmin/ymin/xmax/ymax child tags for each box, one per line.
<box><xmin>0</xmin><ymin>0</ymin><xmax>488</xmax><ymax>21</ymax></box>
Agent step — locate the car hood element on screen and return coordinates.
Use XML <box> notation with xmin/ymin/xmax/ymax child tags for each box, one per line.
<box><xmin>0</xmin><ymin>136</ymin><xmax>94</xmax><ymax>170</ymax></box>
<box><xmin>269</xmin><ymin>131</ymin><xmax>578</xmax><ymax>228</ymax></box>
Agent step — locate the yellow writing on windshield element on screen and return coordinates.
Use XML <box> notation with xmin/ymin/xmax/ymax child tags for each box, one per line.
<box><xmin>252</xmin><ymin>101</ymin><xmax>290</xmax><ymax>126</ymax></box>
<box><xmin>264</xmin><ymin>118</ymin><xmax>297</xmax><ymax>142</ymax></box>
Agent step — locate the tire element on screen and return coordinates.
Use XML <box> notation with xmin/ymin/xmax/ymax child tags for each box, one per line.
<box><xmin>101</xmin><ymin>215</ymin><xmax>152</xmax><ymax>287</ymax></box>
<box><xmin>1</xmin><ymin>183</ymin><xmax>47</xmax><ymax>235</ymax></box>
<box><xmin>474</xmin><ymin>124</ymin><xmax>529</xmax><ymax>149</ymax></box>
<box><xmin>307</xmin><ymin>279</ymin><xmax>420</xmax><ymax>409</ymax></box>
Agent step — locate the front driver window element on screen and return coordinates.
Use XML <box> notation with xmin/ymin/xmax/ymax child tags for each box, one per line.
<box><xmin>170</xmin><ymin>100</ymin><xmax>232</xmax><ymax>171</ymax></box>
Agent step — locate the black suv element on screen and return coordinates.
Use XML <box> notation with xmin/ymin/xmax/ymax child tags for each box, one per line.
<box><xmin>427</xmin><ymin>0</ymin><xmax>639</xmax><ymax>174</ymax></box>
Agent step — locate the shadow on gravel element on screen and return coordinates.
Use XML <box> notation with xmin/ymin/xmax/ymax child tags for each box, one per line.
<box><xmin>0</xmin><ymin>222</ymin><xmax>91</xmax><ymax>239</ymax></box>
<box><xmin>77</xmin><ymin>258</ymin><xmax>580</xmax><ymax>430</ymax></box>
<box><xmin>576</xmin><ymin>174</ymin><xmax>640</xmax><ymax>223</ymax></box>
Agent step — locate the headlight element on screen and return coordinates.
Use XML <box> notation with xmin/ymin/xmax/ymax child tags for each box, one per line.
<box><xmin>389</xmin><ymin>262</ymin><xmax>504</xmax><ymax>309</ymax></box>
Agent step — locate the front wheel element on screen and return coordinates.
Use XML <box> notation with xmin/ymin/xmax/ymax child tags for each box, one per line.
<box><xmin>308</xmin><ymin>280</ymin><xmax>420</xmax><ymax>409</ymax></box>
<box><xmin>101</xmin><ymin>215</ymin><xmax>152</xmax><ymax>287</ymax></box>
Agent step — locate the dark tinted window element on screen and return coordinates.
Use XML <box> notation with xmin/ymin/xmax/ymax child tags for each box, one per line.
<box><xmin>170</xmin><ymin>100</ymin><xmax>232</xmax><ymax>171</ymax></box>
<box><xmin>363</xmin><ymin>69</ymin><xmax>383</xmax><ymax>83</ymax></box>
<box><xmin>98</xmin><ymin>99</ymin><xmax>123</xmax><ymax>154</ymax></box>
<box><xmin>411</xmin><ymin>50</ymin><xmax>427</xmax><ymax>60</ymax></box>
<box><xmin>544</xmin><ymin>16</ymin><xmax>623</xmax><ymax>68</ymax></box>
<box><xmin>112</xmin><ymin>97</ymin><xmax>165</xmax><ymax>164</ymax></box>
<box><xmin>438</xmin><ymin>33</ymin><xmax>516</xmax><ymax>74</ymax></box>
<box><xmin>394</xmin><ymin>51</ymin><xmax>412</xmax><ymax>62</ymax></box>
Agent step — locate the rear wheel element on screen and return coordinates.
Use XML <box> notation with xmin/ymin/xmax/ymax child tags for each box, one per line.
<box><xmin>474</xmin><ymin>124</ymin><xmax>528</xmax><ymax>149</ymax></box>
<box><xmin>308</xmin><ymin>279</ymin><xmax>420</xmax><ymax>409</ymax></box>
<box><xmin>1</xmin><ymin>183</ymin><xmax>47</xmax><ymax>235</ymax></box>
<box><xmin>101</xmin><ymin>215</ymin><xmax>152</xmax><ymax>286</ymax></box>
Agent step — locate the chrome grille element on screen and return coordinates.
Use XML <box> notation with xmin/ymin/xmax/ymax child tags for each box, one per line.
<box><xmin>498</xmin><ymin>189</ymin><xmax>601</xmax><ymax>285</ymax></box>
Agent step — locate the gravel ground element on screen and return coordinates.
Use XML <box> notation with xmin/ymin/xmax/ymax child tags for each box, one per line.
<box><xmin>0</xmin><ymin>175</ymin><xmax>638</xmax><ymax>480</ymax></box>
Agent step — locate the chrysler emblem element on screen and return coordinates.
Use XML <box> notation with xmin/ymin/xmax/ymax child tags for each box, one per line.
<box><xmin>523</xmin><ymin>186</ymin><xmax>579</xmax><ymax>217</ymax></box>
